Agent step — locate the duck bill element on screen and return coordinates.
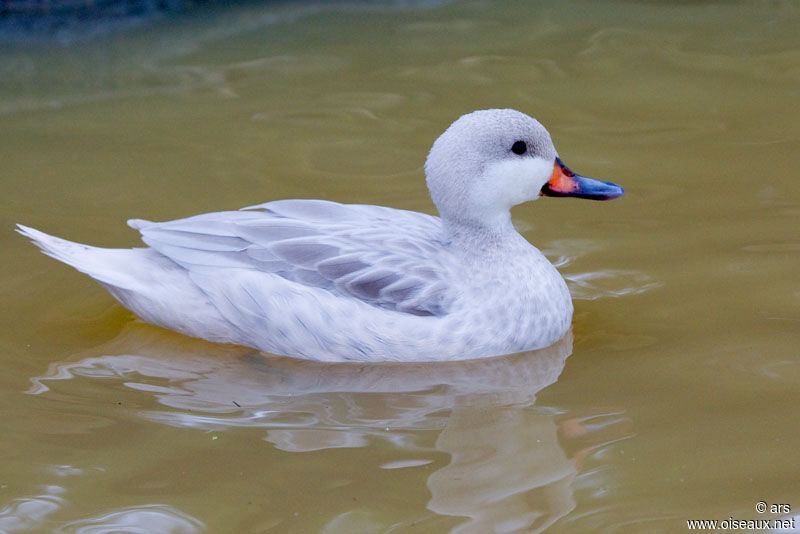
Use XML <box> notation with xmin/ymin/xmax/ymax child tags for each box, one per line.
<box><xmin>541</xmin><ymin>157</ymin><xmax>625</xmax><ymax>200</ymax></box>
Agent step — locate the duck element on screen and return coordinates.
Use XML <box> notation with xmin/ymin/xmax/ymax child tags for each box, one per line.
<box><xmin>17</xmin><ymin>109</ymin><xmax>624</xmax><ymax>362</ymax></box>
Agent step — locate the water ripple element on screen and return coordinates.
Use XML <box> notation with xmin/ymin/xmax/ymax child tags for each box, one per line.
<box><xmin>542</xmin><ymin>240</ymin><xmax>661</xmax><ymax>300</ymax></box>
<box><xmin>579</xmin><ymin>27</ymin><xmax>800</xmax><ymax>83</ymax></box>
<box><xmin>0</xmin><ymin>484</ymin><xmax>204</xmax><ymax>534</ymax></box>
<box><xmin>565</xmin><ymin>270</ymin><xmax>662</xmax><ymax>301</ymax></box>
<box><xmin>0</xmin><ymin>487</ymin><xmax>66</xmax><ymax>533</ymax></box>
<box><xmin>58</xmin><ymin>505</ymin><xmax>205</xmax><ymax>534</ymax></box>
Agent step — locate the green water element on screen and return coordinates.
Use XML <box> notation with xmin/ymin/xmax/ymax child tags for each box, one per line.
<box><xmin>2</xmin><ymin>1</ymin><xmax>799</xmax><ymax>532</ymax></box>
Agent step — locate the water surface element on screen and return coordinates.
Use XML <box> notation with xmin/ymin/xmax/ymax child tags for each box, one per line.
<box><xmin>1</xmin><ymin>1</ymin><xmax>799</xmax><ymax>532</ymax></box>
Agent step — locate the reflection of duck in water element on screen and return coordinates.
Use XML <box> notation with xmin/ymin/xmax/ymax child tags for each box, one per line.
<box><xmin>28</xmin><ymin>324</ymin><xmax>631</xmax><ymax>532</ymax></box>
<box><xmin>428</xmin><ymin>403</ymin><xmax>629</xmax><ymax>533</ymax></box>
<box><xmin>18</xmin><ymin>109</ymin><xmax>623</xmax><ymax>362</ymax></box>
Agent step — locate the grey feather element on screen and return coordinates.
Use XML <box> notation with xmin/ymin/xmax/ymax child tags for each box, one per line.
<box><xmin>134</xmin><ymin>199</ymin><xmax>453</xmax><ymax>317</ymax></box>
<box><xmin>317</xmin><ymin>255</ymin><xmax>370</xmax><ymax>279</ymax></box>
<box><xmin>270</xmin><ymin>241</ymin><xmax>340</xmax><ymax>268</ymax></box>
<box><xmin>344</xmin><ymin>269</ymin><xmax>402</xmax><ymax>300</ymax></box>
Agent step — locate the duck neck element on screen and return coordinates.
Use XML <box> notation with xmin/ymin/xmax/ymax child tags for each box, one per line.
<box><xmin>441</xmin><ymin>212</ymin><xmax>524</xmax><ymax>255</ymax></box>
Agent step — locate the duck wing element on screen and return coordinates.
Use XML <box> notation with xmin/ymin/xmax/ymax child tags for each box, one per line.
<box><xmin>129</xmin><ymin>199</ymin><xmax>452</xmax><ymax>317</ymax></box>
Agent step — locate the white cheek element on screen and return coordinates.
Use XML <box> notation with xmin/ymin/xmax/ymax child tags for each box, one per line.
<box><xmin>475</xmin><ymin>157</ymin><xmax>554</xmax><ymax>208</ymax></box>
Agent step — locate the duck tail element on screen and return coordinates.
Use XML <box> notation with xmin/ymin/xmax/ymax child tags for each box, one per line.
<box><xmin>16</xmin><ymin>224</ymin><xmax>139</xmax><ymax>291</ymax></box>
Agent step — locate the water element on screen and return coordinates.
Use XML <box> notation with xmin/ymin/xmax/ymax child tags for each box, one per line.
<box><xmin>1</xmin><ymin>1</ymin><xmax>799</xmax><ymax>532</ymax></box>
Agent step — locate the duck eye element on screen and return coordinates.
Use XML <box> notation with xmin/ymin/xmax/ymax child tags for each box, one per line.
<box><xmin>511</xmin><ymin>140</ymin><xmax>527</xmax><ymax>155</ymax></box>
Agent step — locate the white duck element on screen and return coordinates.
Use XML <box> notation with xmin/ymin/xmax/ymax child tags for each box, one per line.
<box><xmin>17</xmin><ymin>109</ymin><xmax>623</xmax><ymax>362</ymax></box>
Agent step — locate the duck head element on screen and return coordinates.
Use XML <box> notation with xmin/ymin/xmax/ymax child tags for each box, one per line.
<box><xmin>425</xmin><ymin>109</ymin><xmax>624</xmax><ymax>232</ymax></box>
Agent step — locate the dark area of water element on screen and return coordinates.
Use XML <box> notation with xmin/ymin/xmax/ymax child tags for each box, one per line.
<box><xmin>1</xmin><ymin>0</ymin><xmax>209</xmax><ymax>15</ymax></box>
<box><xmin>0</xmin><ymin>0</ymin><xmax>442</xmax><ymax>42</ymax></box>
<box><xmin>0</xmin><ymin>0</ymin><xmax>241</xmax><ymax>41</ymax></box>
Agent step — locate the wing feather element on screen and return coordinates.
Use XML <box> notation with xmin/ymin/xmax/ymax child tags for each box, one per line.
<box><xmin>343</xmin><ymin>269</ymin><xmax>402</xmax><ymax>300</ymax></box>
<box><xmin>317</xmin><ymin>254</ymin><xmax>371</xmax><ymax>279</ymax></box>
<box><xmin>234</xmin><ymin>219</ymin><xmax>322</xmax><ymax>243</ymax></box>
<box><xmin>135</xmin><ymin>200</ymin><xmax>452</xmax><ymax>316</ymax></box>
<box><xmin>270</xmin><ymin>240</ymin><xmax>340</xmax><ymax>268</ymax></box>
<box><xmin>140</xmin><ymin>228</ymin><xmax>250</xmax><ymax>252</ymax></box>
